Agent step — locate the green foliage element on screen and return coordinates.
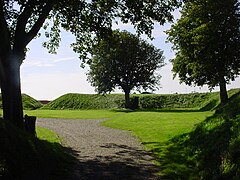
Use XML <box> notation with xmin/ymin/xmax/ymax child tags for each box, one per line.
<box><xmin>167</xmin><ymin>0</ymin><xmax>240</xmax><ymax>104</ymax></box>
<box><xmin>88</xmin><ymin>30</ymin><xmax>164</xmax><ymax>94</ymax></box>
<box><xmin>87</xmin><ymin>30</ymin><xmax>164</xmax><ymax>108</ymax></box>
<box><xmin>0</xmin><ymin>118</ymin><xmax>74</xmax><ymax>179</ymax></box>
<box><xmin>0</xmin><ymin>94</ymin><xmax>42</xmax><ymax>110</ymax></box>
<box><xmin>0</xmin><ymin>0</ymin><xmax>180</xmax><ymax>127</ymax></box>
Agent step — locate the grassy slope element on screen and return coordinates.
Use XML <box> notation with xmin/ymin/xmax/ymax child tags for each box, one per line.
<box><xmin>0</xmin><ymin>119</ymin><xmax>74</xmax><ymax>179</ymax></box>
<box><xmin>43</xmin><ymin>93</ymin><xmax>124</xmax><ymax>110</ymax></box>
<box><xmin>42</xmin><ymin>89</ymin><xmax>240</xmax><ymax>110</ymax></box>
<box><xmin>0</xmin><ymin>93</ymin><xmax>43</xmax><ymax>110</ymax></box>
<box><xmin>102</xmin><ymin>91</ymin><xmax>240</xmax><ymax>179</ymax></box>
<box><xmin>22</xmin><ymin>94</ymin><xmax>43</xmax><ymax>110</ymax></box>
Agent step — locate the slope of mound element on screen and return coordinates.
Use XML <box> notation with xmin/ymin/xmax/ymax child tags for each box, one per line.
<box><xmin>0</xmin><ymin>94</ymin><xmax>43</xmax><ymax>110</ymax></box>
<box><xmin>43</xmin><ymin>93</ymin><xmax>125</xmax><ymax>110</ymax></box>
<box><xmin>43</xmin><ymin>89</ymin><xmax>240</xmax><ymax>110</ymax></box>
<box><xmin>158</xmin><ymin>90</ymin><xmax>240</xmax><ymax>179</ymax></box>
<box><xmin>22</xmin><ymin>94</ymin><xmax>43</xmax><ymax>109</ymax></box>
<box><xmin>139</xmin><ymin>89</ymin><xmax>240</xmax><ymax>110</ymax></box>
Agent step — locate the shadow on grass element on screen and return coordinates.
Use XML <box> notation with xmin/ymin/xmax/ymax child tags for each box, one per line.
<box><xmin>111</xmin><ymin>108</ymin><xmax>204</xmax><ymax>113</ymax></box>
<box><xmin>0</xmin><ymin>118</ymin><xmax>77</xmax><ymax>180</ymax></box>
<box><xmin>144</xmin><ymin>114</ymin><xmax>240</xmax><ymax>179</ymax></box>
<box><xmin>68</xmin><ymin>143</ymin><xmax>160</xmax><ymax>179</ymax></box>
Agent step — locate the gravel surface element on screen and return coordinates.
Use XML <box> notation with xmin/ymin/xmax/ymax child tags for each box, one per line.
<box><xmin>37</xmin><ymin>118</ymin><xmax>160</xmax><ymax>179</ymax></box>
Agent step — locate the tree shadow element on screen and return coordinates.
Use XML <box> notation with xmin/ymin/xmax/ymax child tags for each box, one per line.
<box><xmin>111</xmin><ymin>108</ymin><xmax>204</xmax><ymax>113</ymax></box>
<box><xmin>67</xmin><ymin>143</ymin><xmax>161</xmax><ymax>180</ymax></box>
<box><xmin>142</xmin><ymin>114</ymin><xmax>240</xmax><ymax>179</ymax></box>
<box><xmin>0</xmin><ymin>118</ymin><xmax>77</xmax><ymax>180</ymax></box>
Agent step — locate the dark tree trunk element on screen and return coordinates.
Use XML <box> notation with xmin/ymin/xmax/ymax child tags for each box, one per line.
<box><xmin>219</xmin><ymin>76</ymin><xmax>228</xmax><ymax>106</ymax></box>
<box><xmin>0</xmin><ymin>53</ymin><xmax>24</xmax><ymax>129</ymax></box>
<box><xmin>124</xmin><ymin>89</ymin><xmax>130</xmax><ymax>109</ymax></box>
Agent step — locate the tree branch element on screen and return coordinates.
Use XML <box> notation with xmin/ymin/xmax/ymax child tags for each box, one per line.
<box><xmin>13</xmin><ymin>1</ymin><xmax>53</xmax><ymax>55</ymax></box>
<box><xmin>25</xmin><ymin>3</ymin><xmax>53</xmax><ymax>45</ymax></box>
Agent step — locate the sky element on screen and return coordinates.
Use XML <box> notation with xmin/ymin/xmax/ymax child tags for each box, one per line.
<box><xmin>20</xmin><ymin>11</ymin><xmax>240</xmax><ymax>100</ymax></box>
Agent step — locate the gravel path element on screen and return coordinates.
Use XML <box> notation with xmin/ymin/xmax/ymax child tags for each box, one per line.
<box><xmin>37</xmin><ymin>118</ymin><xmax>160</xmax><ymax>179</ymax></box>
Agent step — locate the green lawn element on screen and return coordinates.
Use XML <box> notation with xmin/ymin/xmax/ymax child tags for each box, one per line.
<box><xmin>102</xmin><ymin>111</ymin><xmax>213</xmax><ymax>150</ymax></box>
<box><xmin>24</xmin><ymin>109</ymin><xmax>125</xmax><ymax>119</ymax></box>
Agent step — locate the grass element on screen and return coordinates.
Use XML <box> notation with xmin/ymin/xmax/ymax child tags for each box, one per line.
<box><xmin>24</xmin><ymin>109</ymin><xmax>125</xmax><ymax>119</ymax></box>
<box><xmin>41</xmin><ymin>88</ymin><xmax>240</xmax><ymax>110</ymax></box>
<box><xmin>0</xmin><ymin>118</ymin><xmax>75</xmax><ymax>179</ymax></box>
<box><xmin>102</xmin><ymin>111</ymin><xmax>213</xmax><ymax>149</ymax></box>
<box><xmin>0</xmin><ymin>93</ymin><xmax>43</xmax><ymax>110</ymax></box>
<box><xmin>36</xmin><ymin>126</ymin><xmax>61</xmax><ymax>143</ymax></box>
<box><xmin>1</xmin><ymin>89</ymin><xmax>240</xmax><ymax>178</ymax></box>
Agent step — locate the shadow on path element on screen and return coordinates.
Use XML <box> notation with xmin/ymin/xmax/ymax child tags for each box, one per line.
<box><xmin>68</xmin><ymin>143</ymin><xmax>160</xmax><ymax>180</ymax></box>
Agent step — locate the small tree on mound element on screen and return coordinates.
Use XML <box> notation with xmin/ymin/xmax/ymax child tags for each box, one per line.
<box><xmin>87</xmin><ymin>30</ymin><xmax>165</xmax><ymax>109</ymax></box>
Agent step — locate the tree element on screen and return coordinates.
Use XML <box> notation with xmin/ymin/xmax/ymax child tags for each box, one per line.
<box><xmin>87</xmin><ymin>30</ymin><xmax>164</xmax><ymax>108</ymax></box>
<box><xmin>167</xmin><ymin>0</ymin><xmax>240</xmax><ymax>105</ymax></box>
<box><xmin>0</xmin><ymin>0</ymin><xmax>180</xmax><ymax>128</ymax></box>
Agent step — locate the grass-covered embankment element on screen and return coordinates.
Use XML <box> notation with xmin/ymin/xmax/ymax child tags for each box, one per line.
<box><xmin>0</xmin><ymin>119</ymin><xmax>75</xmax><ymax>179</ymax></box>
<box><xmin>42</xmin><ymin>89</ymin><xmax>240</xmax><ymax>110</ymax></box>
<box><xmin>102</xmin><ymin>91</ymin><xmax>240</xmax><ymax>179</ymax></box>
<box><xmin>0</xmin><ymin>93</ymin><xmax>43</xmax><ymax>110</ymax></box>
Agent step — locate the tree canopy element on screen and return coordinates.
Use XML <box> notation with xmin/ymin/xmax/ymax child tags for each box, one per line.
<box><xmin>87</xmin><ymin>30</ymin><xmax>164</xmax><ymax>108</ymax></box>
<box><xmin>167</xmin><ymin>0</ymin><xmax>240</xmax><ymax>105</ymax></box>
<box><xmin>0</xmin><ymin>0</ymin><xmax>180</xmax><ymax>127</ymax></box>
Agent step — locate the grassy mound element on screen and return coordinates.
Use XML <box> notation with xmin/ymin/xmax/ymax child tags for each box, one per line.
<box><xmin>0</xmin><ymin>94</ymin><xmax>43</xmax><ymax>110</ymax></box>
<box><xmin>157</xmin><ymin>91</ymin><xmax>240</xmax><ymax>179</ymax></box>
<box><xmin>0</xmin><ymin>119</ymin><xmax>74</xmax><ymax>179</ymax></box>
<box><xmin>43</xmin><ymin>89</ymin><xmax>240</xmax><ymax>110</ymax></box>
<box><xmin>43</xmin><ymin>93</ymin><xmax>125</xmax><ymax>110</ymax></box>
<box><xmin>22</xmin><ymin>94</ymin><xmax>43</xmax><ymax>110</ymax></box>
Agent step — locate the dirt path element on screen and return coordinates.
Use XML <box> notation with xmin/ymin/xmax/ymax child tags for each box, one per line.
<box><xmin>37</xmin><ymin>118</ymin><xmax>160</xmax><ymax>179</ymax></box>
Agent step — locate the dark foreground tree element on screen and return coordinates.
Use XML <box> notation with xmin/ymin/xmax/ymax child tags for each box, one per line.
<box><xmin>167</xmin><ymin>0</ymin><xmax>240</xmax><ymax>105</ymax></box>
<box><xmin>0</xmin><ymin>0</ymin><xmax>181</xmax><ymax>128</ymax></box>
<box><xmin>87</xmin><ymin>30</ymin><xmax>164</xmax><ymax>108</ymax></box>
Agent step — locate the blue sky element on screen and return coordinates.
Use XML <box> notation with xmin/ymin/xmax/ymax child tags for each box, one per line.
<box><xmin>21</xmin><ymin>12</ymin><xmax>240</xmax><ymax>100</ymax></box>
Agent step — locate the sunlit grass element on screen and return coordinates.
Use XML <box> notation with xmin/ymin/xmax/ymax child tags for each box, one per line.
<box><xmin>102</xmin><ymin>111</ymin><xmax>214</xmax><ymax>149</ymax></box>
<box><xmin>24</xmin><ymin>109</ymin><xmax>125</xmax><ymax>119</ymax></box>
<box><xmin>36</xmin><ymin>126</ymin><xmax>61</xmax><ymax>143</ymax></box>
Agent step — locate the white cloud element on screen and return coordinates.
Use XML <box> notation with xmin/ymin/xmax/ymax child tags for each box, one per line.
<box><xmin>22</xmin><ymin>60</ymin><xmax>55</xmax><ymax>68</ymax></box>
<box><xmin>52</xmin><ymin>57</ymin><xmax>76</xmax><ymax>63</ymax></box>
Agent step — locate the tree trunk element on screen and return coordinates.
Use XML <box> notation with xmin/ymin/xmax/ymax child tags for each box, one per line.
<box><xmin>124</xmin><ymin>90</ymin><xmax>130</xmax><ymax>109</ymax></box>
<box><xmin>219</xmin><ymin>76</ymin><xmax>228</xmax><ymax>106</ymax></box>
<box><xmin>0</xmin><ymin>53</ymin><xmax>24</xmax><ymax>129</ymax></box>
